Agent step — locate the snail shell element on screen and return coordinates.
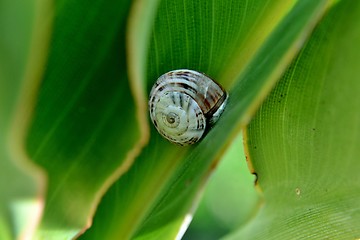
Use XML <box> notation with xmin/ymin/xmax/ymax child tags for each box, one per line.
<box><xmin>149</xmin><ymin>69</ymin><xmax>228</xmax><ymax>146</ymax></box>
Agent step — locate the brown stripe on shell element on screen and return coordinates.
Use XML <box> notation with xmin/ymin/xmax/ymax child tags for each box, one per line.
<box><xmin>205</xmin><ymin>91</ymin><xmax>227</xmax><ymax>120</ymax></box>
<box><xmin>153</xmin><ymin>70</ymin><xmax>225</xmax><ymax>114</ymax></box>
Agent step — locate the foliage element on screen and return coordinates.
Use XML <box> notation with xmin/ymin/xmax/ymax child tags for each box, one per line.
<box><xmin>0</xmin><ymin>0</ymin><xmax>359</xmax><ymax>239</ymax></box>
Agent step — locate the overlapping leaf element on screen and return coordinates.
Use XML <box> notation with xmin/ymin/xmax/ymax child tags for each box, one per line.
<box><xmin>1</xmin><ymin>0</ymin><xmax>347</xmax><ymax>239</ymax></box>
<box><xmin>81</xmin><ymin>1</ymin><xmax>329</xmax><ymax>239</ymax></box>
<box><xmin>227</xmin><ymin>0</ymin><xmax>360</xmax><ymax>238</ymax></box>
<box><xmin>0</xmin><ymin>0</ymin><xmax>52</xmax><ymax>238</ymax></box>
<box><xmin>18</xmin><ymin>0</ymin><xmax>145</xmax><ymax>238</ymax></box>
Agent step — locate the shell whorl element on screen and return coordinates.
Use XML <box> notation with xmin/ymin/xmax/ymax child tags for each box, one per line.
<box><xmin>149</xmin><ymin>69</ymin><xmax>228</xmax><ymax>146</ymax></box>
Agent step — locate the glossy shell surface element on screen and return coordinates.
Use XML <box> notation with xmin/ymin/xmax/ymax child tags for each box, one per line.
<box><xmin>149</xmin><ymin>69</ymin><xmax>227</xmax><ymax>146</ymax></box>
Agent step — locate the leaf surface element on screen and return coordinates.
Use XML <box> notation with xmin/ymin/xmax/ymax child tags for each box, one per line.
<box><xmin>81</xmin><ymin>1</ymin><xmax>329</xmax><ymax>239</ymax></box>
<box><xmin>0</xmin><ymin>0</ymin><xmax>52</xmax><ymax>238</ymax></box>
<box><xmin>19</xmin><ymin>0</ymin><xmax>144</xmax><ymax>238</ymax></box>
<box><xmin>227</xmin><ymin>0</ymin><xmax>360</xmax><ymax>238</ymax></box>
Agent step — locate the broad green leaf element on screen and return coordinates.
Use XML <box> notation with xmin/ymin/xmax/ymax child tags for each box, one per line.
<box><xmin>18</xmin><ymin>0</ymin><xmax>145</xmax><ymax>238</ymax></box>
<box><xmin>0</xmin><ymin>0</ymin><xmax>52</xmax><ymax>238</ymax></box>
<box><xmin>81</xmin><ymin>1</ymin><xmax>329</xmax><ymax>239</ymax></box>
<box><xmin>227</xmin><ymin>0</ymin><xmax>360</xmax><ymax>239</ymax></box>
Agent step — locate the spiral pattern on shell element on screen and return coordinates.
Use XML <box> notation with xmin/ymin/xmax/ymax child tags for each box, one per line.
<box><xmin>149</xmin><ymin>69</ymin><xmax>228</xmax><ymax>146</ymax></box>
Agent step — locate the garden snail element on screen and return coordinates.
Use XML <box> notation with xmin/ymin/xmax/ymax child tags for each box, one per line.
<box><xmin>149</xmin><ymin>69</ymin><xmax>228</xmax><ymax>146</ymax></box>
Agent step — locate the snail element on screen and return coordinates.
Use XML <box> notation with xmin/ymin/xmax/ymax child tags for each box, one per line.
<box><xmin>148</xmin><ymin>69</ymin><xmax>228</xmax><ymax>146</ymax></box>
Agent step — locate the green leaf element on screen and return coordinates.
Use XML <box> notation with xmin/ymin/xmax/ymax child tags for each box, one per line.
<box><xmin>17</xmin><ymin>0</ymin><xmax>146</xmax><ymax>238</ymax></box>
<box><xmin>227</xmin><ymin>0</ymin><xmax>360</xmax><ymax>239</ymax></box>
<box><xmin>0</xmin><ymin>0</ymin><xmax>37</xmax><ymax>206</ymax></box>
<box><xmin>80</xmin><ymin>0</ymin><xmax>329</xmax><ymax>239</ymax></box>
<box><xmin>0</xmin><ymin>0</ymin><xmax>52</xmax><ymax>238</ymax></box>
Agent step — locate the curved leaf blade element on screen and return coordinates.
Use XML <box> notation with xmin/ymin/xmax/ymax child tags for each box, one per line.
<box><xmin>81</xmin><ymin>0</ymin><xmax>329</xmax><ymax>239</ymax></box>
<box><xmin>228</xmin><ymin>0</ymin><xmax>360</xmax><ymax>239</ymax></box>
<box><xmin>16</xmin><ymin>0</ymin><xmax>144</xmax><ymax>238</ymax></box>
<box><xmin>0</xmin><ymin>0</ymin><xmax>52</xmax><ymax>238</ymax></box>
